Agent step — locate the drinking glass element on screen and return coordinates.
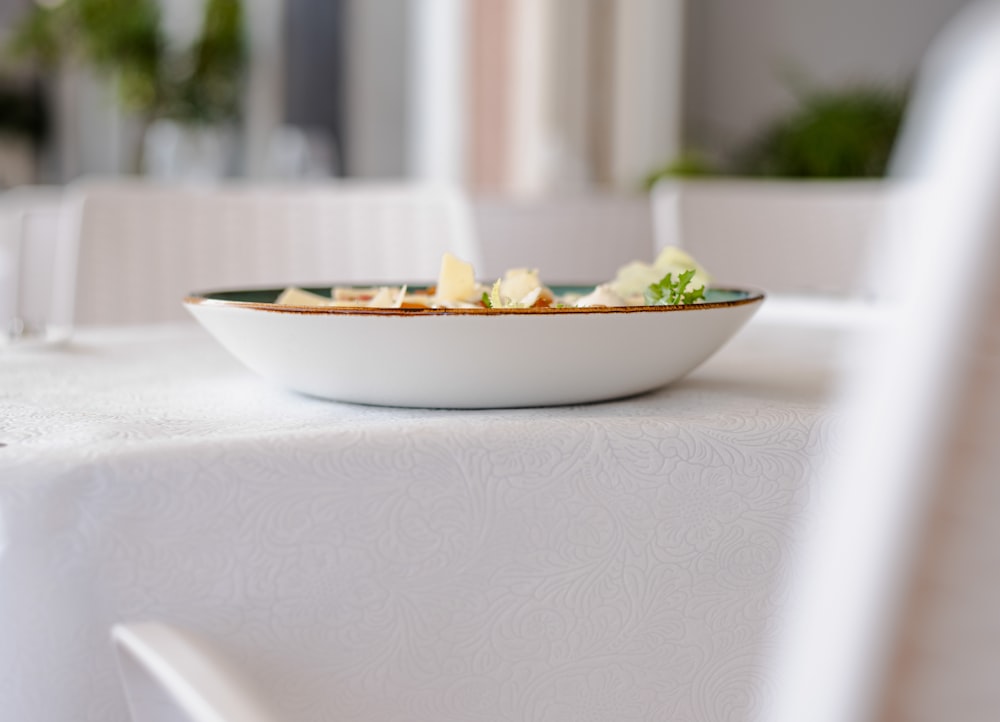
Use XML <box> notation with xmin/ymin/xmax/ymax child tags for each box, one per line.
<box><xmin>0</xmin><ymin>202</ymin><xmax>78</xmax><ymax>349</ymax></box>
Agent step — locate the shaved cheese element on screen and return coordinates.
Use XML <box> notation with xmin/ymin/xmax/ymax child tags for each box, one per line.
<box><xmin>610</xmin><ymin>246</ymin><xmax>712</xmax><ymax>298</ymax></box>
<box><xmin>653</xmin><ymin>246</ymin><xmax>700</xmax><ymax>272</ymax></box>
<box><xmin>434</xmin><ymin>252</ymin><xmax>477</xmax><ymax>303</ymax></box>
<box><xmin>402</xmin><ymin>293</ymin><xmax>435</xmax><ymax>307</ymax></box>
<box><xmin>488</xmin><ymin>279</ymin><xmax>503</xmax><ymax>308</ymax></box>
<box><xmin>366</xmin><ymin>286</ymin><xmax>408</xmax><ymax>308</ymax></box>
<box><xmin>652</xmin><ymin>246</ymin><xmax>712</xmax><ymax>288</ymax></box>
<box><xmin>519</xmin><ymin>287</ymin><xmax>542</xmax><ymax>307</ymax></box>
<box><xmin>609</xmin><ymin>261</ymin><xmax>664</xmax><ymax>298</ymax></box>
<box><xmin>271</xmin><ymin>246</ymin><xmax>713</xmax><ymax>311</ymax></box>
<box><xmin>575</xmin><ymin>284</ymin><xmax>627</xmax><ymax>307</ymax></box>
<box><xmin>500</xmin><ymin>268</ymin><xmax>541</xmax><ymax>304</ymax></box>
<box><xmin>274</xmin><ymin>287</ymin><xmax>337</xmax><ymax>307</ymax></box>
<box><xmin>333</xmin><ymin>288</ymin><xmax>373</xmax><ymax>302</ymax></box>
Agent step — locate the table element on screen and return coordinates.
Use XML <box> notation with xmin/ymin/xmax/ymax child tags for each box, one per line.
<box><xmin>1</xmin><ymin>311</ymin><xmax>846</xmax><ymax>722</ymax></box>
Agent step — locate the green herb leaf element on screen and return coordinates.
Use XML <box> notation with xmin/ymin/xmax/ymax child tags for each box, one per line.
<box><xmin>644</xmin><ymin>269</ymin><xmax>706</xmax><ymax>306</ymax></box>
<box><xmin>481</xmin><ymin>291</ymin><xmax>493</xmax><ymax>308</ymax></box>
<box><xmin>682</xmin><ymin>284</ymin><xmax>706</xmax><ymax>305</ymax></box>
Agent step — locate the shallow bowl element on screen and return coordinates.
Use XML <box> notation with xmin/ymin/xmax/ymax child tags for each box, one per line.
<box><xmin>184</xmin><ymin>285</ymin><xmax>764</xmax><ymax>408</ymax></box>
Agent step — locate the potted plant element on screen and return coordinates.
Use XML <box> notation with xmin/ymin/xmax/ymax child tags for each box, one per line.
<box><xmin>645</xmin><ymin>85</ymin><xmax>910</xmax><ymax>297</ymax></box>
<box><xmin>5</xmin><ymin>0</ymin><xmax>244</xmax><ymax>176</ymax></box>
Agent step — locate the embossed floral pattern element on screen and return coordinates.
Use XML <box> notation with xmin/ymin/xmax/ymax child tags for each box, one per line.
<box><xmin>0</xmin><ymin>324</ymin><xmax>841</xmax><ymax>722</ymax></box>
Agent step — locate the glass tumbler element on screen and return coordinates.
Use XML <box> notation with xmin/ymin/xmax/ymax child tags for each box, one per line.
<box><xmin>0</xmin><ymin>202</ymin><xmax>78</xmax><ymax>350</ymax></box>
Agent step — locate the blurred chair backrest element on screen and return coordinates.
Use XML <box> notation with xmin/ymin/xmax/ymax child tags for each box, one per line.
<box><xmin>112</xmin><ymin>622</ymin><xmax>280</xmax><ymax>722</ymax></box>
<box><xmin>650</xmin><ymin>177</ymin><xmax>911</xmax><ymax>298</ymax></box>
<box><xmin>474</xmin><ymin>194</ymin><xmax>655</xmax><ymax>283</ymax></box>
<box><xmin>760</xmin><ymin>3</ymin><xmax>1000</xmax><ymax>722</ymax></box>
<box><xmin>0</xmin><ymin>186</ymin><xmax>77</xmax><ymax>340</ymax></box>
<box><xmin>68</xmin><ymin>179</ymin><xmax>480</xmax><ymax>324</ymax></box>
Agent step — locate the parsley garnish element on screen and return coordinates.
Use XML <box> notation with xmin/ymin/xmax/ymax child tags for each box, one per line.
<box><xmin>482</xmin><ymin>291</ymin><xmax>493</xmax><ymax>308</ymax></box>
<box><xmin>644</xmin><ymin>269</ymin><xmax>706</xmax><ymax>306</ymax></box>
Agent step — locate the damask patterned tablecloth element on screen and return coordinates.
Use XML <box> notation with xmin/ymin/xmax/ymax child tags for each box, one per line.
<box><xmin>0</xmin><ymin>318</ymin><xmax>843</xmax><ymax>722</ymax></box>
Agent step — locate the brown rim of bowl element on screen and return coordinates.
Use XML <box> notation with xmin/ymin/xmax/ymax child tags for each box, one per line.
<box><xmin>183</xmin><ymin>287</ymin><xmax>766</xmax><ymax>316</ymax></box>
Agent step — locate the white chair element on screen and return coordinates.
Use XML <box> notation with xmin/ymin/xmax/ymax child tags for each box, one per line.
<box><xmin>66</xmin><ymin>179</ymin><xmax>481</xmax><ymax>324</ymax></box>
<box><xmin>761</xmin><ymin>2</ymin><xmax>1000</xmax><ymax>721</ymax></box>
<box><xmin>649</xmin><ymin>175</ymin><xmax>934</xmax><ymax>331</ymax></box>
<box><xmin>474</xmin><ymin>194</ymin><xmax>656</xmax><ymax>283</ymax></box>
<box><xmin>112</xmin><ymin>622</ymin><xmax>279</xmax><ymax>722</ymax></box>
<box><xmin>649</xmin><ymin>177</ymin><xmax>900</xmax><ymax>298</ymax></box>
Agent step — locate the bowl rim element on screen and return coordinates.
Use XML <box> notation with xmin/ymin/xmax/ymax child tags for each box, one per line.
<box><xmin>183</xmin><ymin>285</ymin><xmax>766</xmax><ymax>317</ymax></box>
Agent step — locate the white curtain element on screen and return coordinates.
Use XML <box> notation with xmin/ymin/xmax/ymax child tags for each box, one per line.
<box><xmin>461</xmin><ymin>0</ymin><xmax>686</xmax><ymax>195</ymax></box>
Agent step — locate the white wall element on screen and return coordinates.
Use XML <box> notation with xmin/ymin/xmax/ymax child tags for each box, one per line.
<box><xmin>610</xmin><ymin>0</ymin><xmax>685</xmax><ymax>188</ymax></box>
<box><xmin>6</xmin><ymin>0</ymin><xmax>973</xmax><ymax>186</ymax></box>
<box><xmin>684</xmin><ymin>0</ymin><xmax>974</xmax><ymax>156</ymax></box>
<box><xmin>242</xmin><ymin>0</ymin><xmax>286</xmax><ymax>178</ymax></box>
<box><xmin>344</xmin><ymin>0</ymin><xmax>410</xmax><ymax>178</ymax></box>
<box><xmin>54</xmin><ymin>68</ymin><xmax>128</xmax><ymax>178</ymax></box>
<box><xmin>408</xmin><ymin>0</ymin><xmax>467</xmax><ymax>184</ymax></box>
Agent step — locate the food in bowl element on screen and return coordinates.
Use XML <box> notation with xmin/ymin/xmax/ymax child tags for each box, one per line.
<box><xmin>183</xmin><ymin>247</ymin><xmax>763</xmax><ymax>407</ymax></box>
<box><xmin>272</xmin><ymin>246</ymin><xmax>712</xmax><ymax>311</ymax></box>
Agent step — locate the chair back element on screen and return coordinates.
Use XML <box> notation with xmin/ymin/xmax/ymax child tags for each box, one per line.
<box><xmin>68</xmin><ymin>180</ymin><xmax>480</xmax><ymax>324</ymax></box>
<box><xmin>650</xmin><ymin>177</ymin><xmax>910</xmax><ymax>298</ymax></box>
<box><xmin>475</xmin><ymin>194</ymin><xmax>655</xmax><ymax>283</ymax></box>
<box><xmin>761</xmin><ymin>3</ymin><xmax>1000</xmax><ymax>721</ymax></box>
<box><xmin>112</xmin><ymin>622</ymin><xmax>280</xmax><ymax>722</ymax></box>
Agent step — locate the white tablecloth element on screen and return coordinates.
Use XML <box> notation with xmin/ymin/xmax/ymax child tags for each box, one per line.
<box><xmin>0</xmin><ymin>314</ymin><xmax>844</xmax><ymax>722</ymax></box>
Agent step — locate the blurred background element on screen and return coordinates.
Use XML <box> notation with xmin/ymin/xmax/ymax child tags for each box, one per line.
<box><xmin>0</xmin><ymin>0</ymin><xmax>974</xmax><ymax>194</ymax></box>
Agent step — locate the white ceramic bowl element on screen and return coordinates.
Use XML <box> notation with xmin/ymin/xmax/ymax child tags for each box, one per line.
<box><xmin>184</xmin><ymin>285</ymin><xmax>764</xmax><ymax>408</ymax></box>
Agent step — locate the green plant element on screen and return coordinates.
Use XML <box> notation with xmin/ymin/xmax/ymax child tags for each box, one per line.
<box><xmin>734</xmin><ymin>86</ymin><xmax>906</xmax><ymax>178</ymax></box>
<box><xmin>5</xmin><ymin>0</ymin><xmax>244</xmax><ymax>168</ymax></box>
<box><xmin>160</xmin><ymin>0</ymin><xmax>245</xmax><ymax>125</ymax></box>
<box><xmin>644</xmin><ymin>84</ymin><xmax>908</xmax><ymax>186</ymax></box>
<box><xmin>642</xmin><ymin>148</ymin><xmax>715</xmax><ymax>190</ymax></box>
